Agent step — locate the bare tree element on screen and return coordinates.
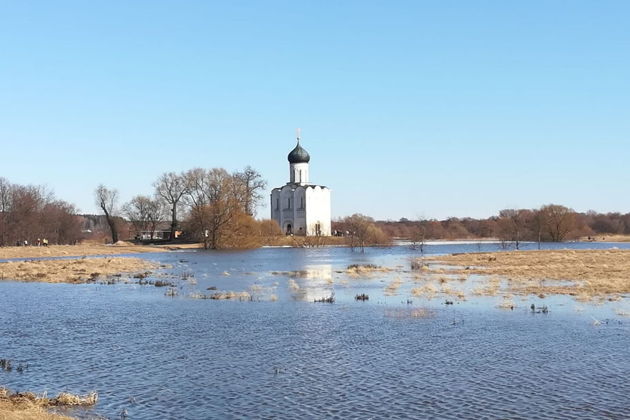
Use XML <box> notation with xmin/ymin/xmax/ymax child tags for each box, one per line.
<box><xmin>0</xmin><ymin>178</ymin><xmax>12</xmax><ymax>246</ymax></box>
<box><xmin>538</xmin><ymin>204</ymin><xmax>576</xmax><ymax>242</ymax></box>
<box><xmin>95</xmin><ymin>184</ymin><xmax>119</xmax><ymax>243</ymax></box>
<box><xmin>497</xmin><ymin>209</ymin><xmax>532</xmax><ymax>250</ymax></box>
<box><xmin>154</xmin><ymin>172</ymin><xmax>189</xmax><ymax>240</ymax></box>
<box><xmin>339</xmin><ymin>213</ymin><xmax>391</xmax><ymax>252</ymax></box>
<box><xmin>123</xmin><ymin>195</ymin><xmax>152</xmax><ymax>239</ymax></box>
<box><xmin>146</xmin><ymin>198</ymin><xmax>167</xmax><ymax>239</ymax></box>
<box><xmin>233</xmin><ymin>166</ymin><xmax>267</xmax><ymax>216</ymax></box>
<box><xmin>410</xmin><ymin>217</ymin><xmax>427</xmax><ymax>254</ymax></box>
<box><xmin>183</xmin><ymin>168</ymin><xmax>251</xmax><ymax>249</ymax></box>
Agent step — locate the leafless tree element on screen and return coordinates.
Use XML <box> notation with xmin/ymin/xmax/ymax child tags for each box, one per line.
<box><xmin>233</xmin><ymin>166</ymin><xmax>267</xmax><ymax>216</ymax></box>
<box><xmin>0</xmin><ymin>178</ymin><xmax>81</xmax><ymax>246</ymax></box>
<box><xmin>0</xmin><ymin>178</ymin><xmax>12</xmax><ymax>246</ymax></box>
<box><xmin>95</xmin><ymin>184</ymin><xmax>119</xmax><ymax>243</ymax></box>
<box><xmin>338</xmin><ymin>213</ymin><xmax>391</xmax><ymax>252</ymax></box>
<box><xmin>497</xmin><ymin>209</ymin><xmax>531</xmax><ymax>250</ymax></box>
<box><xmin>146</xmin><ymin>198</ymin><xmax>167</xmax><ymax>239</ymax></box>
<box><xmin>154</xmin><ymin>171</ymin><xmax>189</xmax><ymax>240</ymax></box>
<box><xmin>538</xmin><ymin>204</ymin><xmax>576</xmax><ymax>242</ymax></box>
<box><xmin>123</xmin><ymin>195</ymin><xmax>153</xmax><ymax>239</ymax></box>
<box><xmin>410</xmin><ymin>217</ymin><xmax>427</xmax><ymax>254</ymax></box>
<box><xmin>183</xmin><ymin>168</ymin><xmax>256</xmax><ymax>249</ymax></box>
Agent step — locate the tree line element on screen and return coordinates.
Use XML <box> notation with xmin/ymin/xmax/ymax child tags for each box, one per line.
<box><xmin>95</xmin><ymin>166</ymin><xmax>273</xmax><ymax>249</ymax></box>
<box><xmin>376</xmin><ymin>204</ymin><xmax>630</xmax><ymax>247</ymax></box>
<box><xmin>0</xmin><ymin>177</ymin><xmax>82</xmax><ymax>246</ymax></box>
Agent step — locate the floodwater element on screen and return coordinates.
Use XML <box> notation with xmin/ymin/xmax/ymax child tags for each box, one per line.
<box><xmin>1</xmin><ymin>242</ymin><xmax>630</xmax><ymax>419</ymax></box>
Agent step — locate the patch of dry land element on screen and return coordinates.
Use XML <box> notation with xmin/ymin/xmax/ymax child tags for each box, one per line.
<box><xmin>425</xmin><ymin>249</ymin><xmax>630</xmax><ymax>300</ymax></box>
<box><xmin>0</xmin><ymin>242</ymin><xmax>166</xmax><ymax>260</ymax></box>
<box><xmin>580</xmin><ymin>234</ymin><xmax>630</xmax><ymax>242</ymax></box>
<box><xmin>0</xmin><ymin>257</ymin><xmax>158</xmax><ymax>284</ymax></box>
<box><xmin>0</xmin><ymin>387</ymin><xmax>97</xmax><ymax>420</ymax></box>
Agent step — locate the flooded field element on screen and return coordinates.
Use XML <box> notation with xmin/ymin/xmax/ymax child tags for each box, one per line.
<box><xmin>1</xmin><ymin>242</ymin><xmax>630</xmax><ymax>419</ymax></box>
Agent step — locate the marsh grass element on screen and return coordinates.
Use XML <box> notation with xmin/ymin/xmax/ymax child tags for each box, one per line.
<box><xmin>384</xmin><ymin>308</ymin><xmax>434</xmax><ymax>319</ymax></box>
<box><xmin>426</xmin><ymin>249</ymin><xmax>630</xmax><ymax>300</ymax></box>
<box><xmin>411</xmin><ymin>284</ymin><xmax>438</xmax><ymax>299</ymax></box>
<box><xmin>346</xmin><ymin>264</ymin><xmax>391</xmax><ymax>277</ymax></box>
<box><xmin>0</xmin><ymin>387</ymin><xmax>97</xmax><ymax>420</ymax></box>
<box><xmin>190</xmin><ymin>290</ymin><xmax>252</xmax><ymax>300</ymax></box>
<box><xmin>0</xmin><ymin>258</ymin><xmax>158</xmax><ymax>284</ymax></box>
<box><xmin>384</xmin><ymin>277</ymin><xmax>403</xmax><ymax>295</ymax></box>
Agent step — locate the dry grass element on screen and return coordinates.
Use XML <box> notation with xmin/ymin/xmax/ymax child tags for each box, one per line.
<box><xmin>384</xmin><ymin>277</ymin><xmax>403</xmax><ymax>295</ymax></box>
<box><xmin>346</xmin><ymin>264</ymin><xmax>391</xmax><ymax>277</ymax></box>
<box><xmin>0</xmin><ymin>387</ymin><xmax>97</xmax><ymax>420</ymax></box>
<box><xmin>0</xmin><ymin>257</ymin><xmax>158</xmax><ymax>284</ymax></box>
<box><xmin>411</xmin><ymin>284</ymin><xmax>438</xmax><ymax>299</ymax></box>
<box><xmin>384</xmin><ymin>308</ymin><xmax>434</xmax><ymax>319</ymax></box>
<box><xmin>189</xmin><ymin>290</ymin><xmax>252</xmax><ymax>300</ymax></box>
<box><xmin>580</xmin><ymin>234</ymin><xmax>630</xmax><ymax>243</ymax></box>
<box><xmin>426</xmin><ymin>249</ymin><xmax>630</xmax><ymax>299</ymax></box>
<box><xmin>0</xmin><ymin>242</ymin><xmax>170</xmax><ymax>260</ymax></box>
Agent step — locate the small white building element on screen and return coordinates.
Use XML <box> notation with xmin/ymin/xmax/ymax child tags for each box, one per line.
<box><xmin>270</xmin><ymin>136</ymin><xmax>331</xmax><ymax>236</ymax></box>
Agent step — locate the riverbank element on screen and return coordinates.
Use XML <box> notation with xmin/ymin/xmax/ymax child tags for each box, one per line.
<box><xmin>424</xmin><ymin>249</ymin><xmax>630</xmax><ymax>300</ymax></box>
<box><xmin>0</xmin><ymin>386</ymin><xmax>97</xmax><ymax>420</ymax></box>
<box><xmin>0</xmin><ymin>400</ymin><xmax>72</xmax><ymax>420</ymax></box>
<box><xmin>0</xmin><ymin>257</ymin><xmax>159</xmax><ymax>284</ymax></box>
<box><xmin>0</xmin><ymin>242</ymin><xmax>168</xmax><ymax>260</ymax></box>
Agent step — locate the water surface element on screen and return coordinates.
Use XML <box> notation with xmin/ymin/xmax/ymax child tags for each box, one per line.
<box><xmin>1</xmin><ymin>243</ymin><xmax>629</xmax><ymax>419</ymax></box>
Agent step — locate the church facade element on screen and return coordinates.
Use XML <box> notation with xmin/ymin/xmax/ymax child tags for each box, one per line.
<box><xmin>270</xmin><ymin>136</ymin><xmax>331</xmax><ymax>236</ymax></box>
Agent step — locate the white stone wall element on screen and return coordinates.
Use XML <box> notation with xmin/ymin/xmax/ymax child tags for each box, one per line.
<box><xmin>290</xmin><ymin>163</ymin><xmax>309</xmax><ymax>184</ymax></box>
<box><xmin>270</xmin><ymin>186</ymin><xmax>307</xmax><ymax>235</ymax></box>
<box><xmin>305</xmin><ymin>186</ymin><xmax>331</xmax><ymax>236</ymax></box>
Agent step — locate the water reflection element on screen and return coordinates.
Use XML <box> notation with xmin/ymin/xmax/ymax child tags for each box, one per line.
<box><xmin>286</xmin><ymin>265</ymin><xmax>333</xmax><ymax>302</ymax></box>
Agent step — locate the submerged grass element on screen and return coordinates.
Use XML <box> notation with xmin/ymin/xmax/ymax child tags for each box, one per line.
<box><xmin>346</xmin><ymin>264</ymin><xmax>391</xmax><ymax>277</ymax></box>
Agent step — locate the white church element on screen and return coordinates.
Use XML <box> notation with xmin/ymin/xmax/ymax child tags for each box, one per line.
<box><xmin>270</xmin><ymin>134</ymin><xmax>332</xmax><ymax>236</ymax></box>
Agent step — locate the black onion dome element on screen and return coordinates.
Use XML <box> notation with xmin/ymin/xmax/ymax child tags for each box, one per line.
<box><xmin>288</xmin><ymin>141</ymin><xmax>310</xmax><ymax>164</ymax></box>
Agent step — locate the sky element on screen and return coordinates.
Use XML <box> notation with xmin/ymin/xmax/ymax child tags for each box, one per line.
<box><xmin>1</xmin><ymin>1</ymin><xmax>629</xmax><ymax>220</ymax></box>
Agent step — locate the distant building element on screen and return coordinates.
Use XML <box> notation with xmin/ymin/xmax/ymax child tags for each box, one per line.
<box><xmin>270</xmin><ymin>134</ymin><xmax>331</xmax><ymax>236</ymax></box>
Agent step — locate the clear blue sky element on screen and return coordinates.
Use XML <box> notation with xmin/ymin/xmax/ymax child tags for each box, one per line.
<box><xmin>1</xmin><ymin>1</ymin><xmax>629</xmax><ymax>220</ymax></box>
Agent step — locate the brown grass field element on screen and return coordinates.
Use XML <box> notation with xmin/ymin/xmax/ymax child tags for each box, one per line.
<box><xmin>424</xmin><ymin>249</ymin><xmax>630</xmax><ymax>300</ymax></box>
<box><xmin>0</xmin><ymin>242</ymin><xmax>167</xmax><ymax>260</ymax></box>
<box><xmin>0</xmin><ymin>387</ymin><xmax>98</xmax><ymax>420</ymax></box>
<box><xmin>0</xmin><ymin>257</ymin><xmax>158</xmax><ymax>284</ymax></box>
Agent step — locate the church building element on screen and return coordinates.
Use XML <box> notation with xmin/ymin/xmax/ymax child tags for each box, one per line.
<box><xmin>271</xmin><ymin>134</ymin><xmax>331</xmax><ymax>236</ymax></box>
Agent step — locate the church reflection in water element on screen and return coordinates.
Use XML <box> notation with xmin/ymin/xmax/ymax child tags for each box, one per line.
<box><xmin>287</xmin><ymin>264</ymin><xmax>334</xmax><ymax>302</ymax></box>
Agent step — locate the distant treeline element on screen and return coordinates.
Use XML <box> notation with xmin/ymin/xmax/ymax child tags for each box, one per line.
<box><xmin>375</xmin><ymin>204</ymin><xmax>630</xmax><ymax>246</ymax></box>
<box><xmin>0</xmin><ymin>177</ymin><xmax>82</xmax><ymax>246</ymax></box>
<box><xmin>3</xmin><ymin>173</ymin><xmax>629</xmax><ymax>251</ymax></box>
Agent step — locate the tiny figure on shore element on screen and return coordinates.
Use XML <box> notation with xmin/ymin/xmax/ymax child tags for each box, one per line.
<box><xmin>37</xmin><ymin>238</ymin><xmax>41</xmax><ymax>246</ymax></box>
<box><xmin>42</xmin><ymin>238</ymin><xmax>48</xmax><ymax>246</ymax></box>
